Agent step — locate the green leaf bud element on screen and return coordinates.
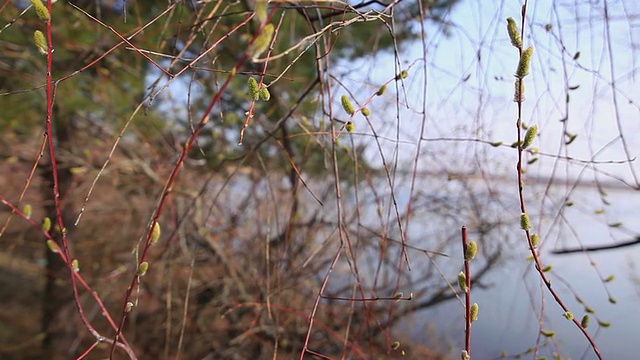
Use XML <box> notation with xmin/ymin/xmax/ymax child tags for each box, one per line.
<box><xmin>361</xmin><ymin>107</ymin><xmax>371</xmax><ymax>117</ymax></box>
<box><xmin>465</xmin><ymin>240</ymin><xmax>478</xmax><ymax>261</ymax></box>
<box><xmin>522</xmin><ymin>125</ymin><xmax>538</xmax><ymax>149</ymax></box>
<box><xmin>23</xmin><ymin>204</ymin><xmax>32</xmax><ymax>219</ymax></box>
<box><xmin>520</xmin><ymin>213</ymin><xmax>530</xmax><ymax>230</ymax></box>
<box><xmin>598</xmin><ymin>320</ymin><xmax>611</xmax><ymax>328</ymax></box>
<box><xmin>42</xmin><ymin>217</ymin><xmax>51</xmax><ymax>232</ymax></box>
<box><xmin>490</xmin><ymin>141</ymin><xmax>503</xmax><ymax>147</ymax></box>
<box><xmin>458</xmin><ymin>271</ymin><xmax>468</xmax><ymax>293</ymax></box>
<box><xmin>531</xmin><ymin>233</ymin><xmax>540</xmax><ymax>247</ymax></box>
<box><xmin>542</xmin><ymin>265</ymin><xmax>553</xmax><ymax>272</ymax></box>
<box><xmin>470</xmin><ymin>303</ymin><xmax>479</xmax><ymax>322</ymax></box>
<box><xmin>33</xmin><ymin>30</ymin><xmax>47</xmax><ymax>55</ymax></box>
<box><xmin>581</xmin><ymin>314</ymin><xmax>590</xmax><ymax>328</ymax></box>
<box><xmin>395</xmin><ymin>70</ymin><xmax>409</xmax><ymax>80</ymax></box>
<box><xmin>341</xmin><ymin>95</ymin><xmax>355</xmax><ymax>115</ymax></box>
<box><xmin>608</xmin><ymin>296</ymin><xmax>617</xmax><ymax>304</ymax></box>
<box><xmin>461</xmin><ymin>350</ymin><xmax>470</xmax><ymax>360</ymax></box>
<box><xmin>46</xmin><ymin>239</ymin><xmax>58</xmax><ymax>253</ymax></box>
<box><xmin>540</xmin><ymin>329</ymin><xmax>556</xmax><ymax>338</ymax></box>
<box><xmin>71</xmin><ymin>259</ymin><xmax>79</xmax><ymax>272</ymax></box>
<box><xmin>137</xmin><ymin>262</ymin><xmax>149</xmax><ymax>276</ymax></box>
<box><xmin>563</xmin><ymin>312</ymin><xmax>574</xmax><ymax>320</ymax></box>
<box><xmin>151</xmin><ymin>222</ymin><xmax>161</xmax><ymax>245</ymax></box>
<box><xmin>515</xmin><ymin>46</ymin><xmax>534</xmax><ymax>79</ymax></box>
<box><xmin>585</xmin><ymin>306</ymin><xmax>595</xmax><ymax>314</ymax></box>
<box><xmin>345</xmin><ymin>121</ymin><xmax>355</xmax><ymax>133</ymax></box>
<box><xmin>391</xmin><ymin>341</ymin><xmax>400</xmax><ymax>350</ymax></box>
<box><xmin>603</xmin><ymin>274</ymin><xmax>615</xmax><ymax>283</ymax></box>
<box><xmin>376</xmin><ymin>84</ymin><xmax>387</xmax><ymax>96</ymax></box>
<box><xmin>506</xmin><ymin>17</ymin><xmax>522</xmax><ymax>48</ymax></box>
<box><xmin>31</xmin><ymin>0</ymin><xmax>50</xmax><ymax>21</ymax></box>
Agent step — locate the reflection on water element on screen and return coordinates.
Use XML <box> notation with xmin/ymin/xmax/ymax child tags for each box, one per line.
<box><xmin>411</xmin><ymin>187</ymin><xmax>640</xmax><ymax>359</ymax></box>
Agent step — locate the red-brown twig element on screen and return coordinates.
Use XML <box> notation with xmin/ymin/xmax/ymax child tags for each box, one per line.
<box><xmin>513</xmin><ymin>3</ymin><xmax>602</xmax><ymax>359</ymax></box>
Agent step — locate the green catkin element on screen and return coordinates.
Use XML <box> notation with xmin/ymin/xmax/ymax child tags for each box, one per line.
<box><xmin>247</xmin><ymin>77</ymin><xmax>260</xmax><ymax>100</ymax></box>
<box><xmin>137</xmin><ymin>262</ymin><xmax>149</xmax><ymax>276</ymax></box>
<box><xmin>345</xmin><ymin>121</ymin><xmax>355</xmax><ymax>133</ymax></box>
<box><xmin>46</xmin><ymin>240</ymin><xmax>58</xmax><ymax>253</ymax></box>
<box><xmin>457</xmin><ymin>271</ymin><xmax>468</xmax><ymax>292</ymax></box>
<box><xmin>31</xmin><ymin>0</ymin><xmax>50</xmax><ymax>21</ymax></box>
<box><xmin>250</xmin><ymin>23</ymin><xmax>274</xmax><ymax>60</ymax></box>
<box><xmin>71</xmin><ymin>259</ymin><xmax>79</xmax><ymax>272</ymax></box>
<box><xmin>520</xmin><ymin>213</ymin><xmax>530</xmax><ymax>230</ymax></box>
<box><xmin>516</xmin><ymin>46</ymin><xmax>534</xmax><ymax>79</ymax></box>
<box><xmin>361</xmin><ymin>107</ymin><xmax>371</xmax><ymax>117</ymax></box>
<box><xmin>395</xmin><ymin>70</ymin><xmax>408</xmax><ymax>80</ymax></box>
<box><xmin>23</xmin><ymin>204</ymin><xmax>32</xmax><ymax>219</ymax></box>
<box><xmin>581</xmin><ymin>315</ymin><xmax>590</xmax><ymax>328</ymax></box>
<box><xmin>34</xmin><ymin>30</ymin><xmax>47</xmax><ymax>55</ymax></box>
<box><xmin>376</xmin><ymin>84</ymin><xmax>387</xmax><ymax>96</ymax></box>
<box><xmin>540</xmin><ymin>329</ymin><xmax>556</xmax><ymax>338</ymax></box>
<box><xmin>522</xmin><ymin>125</ymin><xmax>538</xmax><ymax>149</ymax></box>
<box><xmin>341</xmin><ymin>95</ymin><xmax>355</xmax><ymax>115</ymax></box>
<box><xmin>465</xmin><ymin>240</ymin><xmax>478</xmax><ymax>261</ymax></box>
<box><xmin>470</xmin><ymin>303</ymin><xmax>479</xmax><ymax>322</ymax></box>
<box><xmin>259</xmin><ymin>86</ymin><xmax>271</xmax><ymax>101</ymax></box>
<box><xmin>151</xmin><ymin>222</ymin><xmax>161</xmax><ymax>245</ymax></box>
<box><xmin>253</xmin><ymin>0</ymin><xmax>268</xmax><ymax>24</ymax></box>
<box><xmin>514</xmin><ymin>79</ymin><xmax>525</xmax><ymax>102</ymax></box>
<box><xmin>531</xmin><ymin>233</ymin><xmax>540</xmax><ymax>247</ymax></box>
<box><xmin>520</xmin><ymin>213</ymin><xmax>531</xmax><ymax>230</ymax></box>
<box><xmin>506</xmin><ymin>18</ymin><xmax>522</xmax><ymax>48</ymax></box>
<box><xmin>42</xmin><ymin>217</ymin><xmax>51</xmax><ymax>232</ymax></box>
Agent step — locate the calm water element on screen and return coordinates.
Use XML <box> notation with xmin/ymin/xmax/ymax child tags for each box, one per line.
<box><xmin>412</xmin><ymin>187</ymin><xmax>640</xmax><ymax>359</ymax></box>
